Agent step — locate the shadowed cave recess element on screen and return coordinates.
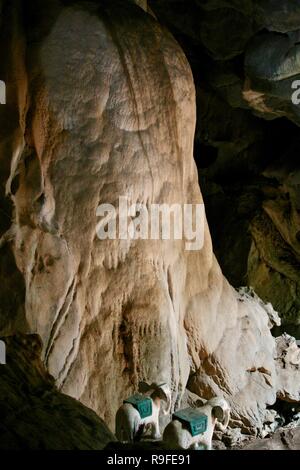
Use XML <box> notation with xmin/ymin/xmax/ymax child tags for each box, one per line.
<box><xmin>0</xmin><ymin>0</ymin><xmax>300</xmax><ymax>451</ymax></box>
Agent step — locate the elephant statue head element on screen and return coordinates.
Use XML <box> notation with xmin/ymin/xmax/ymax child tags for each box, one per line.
<box><xmin>138</xmin><ymin>381</ymin><xmax>172</xmax><ymax>415</ymax></box>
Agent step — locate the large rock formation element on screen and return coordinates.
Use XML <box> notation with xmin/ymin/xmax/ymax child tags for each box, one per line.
<box><xmin>0</xmin><ymin>0</ymin><xmax>299</xmax><ymax>438</ymax></box>
<box><xmin>150</xmin><ymin>0</ymin><xmax>300</xmax><ymax>338</ymax></box>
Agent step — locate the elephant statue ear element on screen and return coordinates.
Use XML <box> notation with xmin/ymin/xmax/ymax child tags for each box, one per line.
<box><xmin>156</xmin><ymin>383</ymin><xmax>169</xmax><ymax>400</ymax></box>
<box><xmin>212</xmin><ymin>405</ymin><xmax>224</xmax><ymax>422</ymax></box>
<box><xmin>138</xmin><ymin>381</ymin><xmax>151</xmax><ymax>393</ymax></box>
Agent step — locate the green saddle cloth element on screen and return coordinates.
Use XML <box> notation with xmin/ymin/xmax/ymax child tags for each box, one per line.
<box><xmin>124</xmin><ymin>394</ymin><xmax>153</xmax><ymax>419</ymax></box>
<box><xmin>173</xmin><ymin>407</ymin><xmax>208</xmax><ymax>436</ymax></box>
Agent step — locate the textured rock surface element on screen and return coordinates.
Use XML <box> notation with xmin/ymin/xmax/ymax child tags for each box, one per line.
<box><xmin>253</xmin><ymin>0</ymin><xmax>300</xmax><ymax>34</ymax></box>
<box><xmin>0</xmin><ymin>0</ymin><xmax>299</xmax><ymax>438</ymax></box>
<box><xmin>0</xmin><ymin>0</ymin><xmax>27</xmax><ymax>336</ymax></box>
<box><xmin>276</xmin><ymin>334</ymin><xmax>300</xmax><ymax>403</ymax></box>
<box><xmin>244</xmin><ymin>31</ymin><xmax>300</xmax><ymax>125</ymax></box>
<box><xmin>150</xmin><ymin>0</ymin><xmax>300</xmax><ymax>337</ymax></box>
<box><xmin>240</xmin><ymin>427</ymin><xmax>300</xmax><ymax>450</ymax></box>
<box><xmin>0</xmin><ymin>334</ymin><xmax>115</xmax><ymax>449</ymax></box>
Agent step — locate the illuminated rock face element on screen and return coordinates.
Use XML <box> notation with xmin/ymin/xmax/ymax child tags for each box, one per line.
<box><xmin>0</xmin><ymin>0</ymin><xmax>298</xmax><ymax>434</ymax></box>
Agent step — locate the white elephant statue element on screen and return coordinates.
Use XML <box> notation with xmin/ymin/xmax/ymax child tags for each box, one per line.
<box><xmin>163</xmin><ymin>397</ymin><xmax>230</xmax><ymax>450</ymax></box>
<box><xmin>115</xmin><ymin>382</ymin><xmax>172</xmax><ymax>442</ymax></box>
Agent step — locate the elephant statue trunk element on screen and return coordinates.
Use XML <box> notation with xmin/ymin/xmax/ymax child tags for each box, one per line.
<box><xmin>151</xmin><ymin>384</ymin><xmax>172</xmax><ymax>416</ymax></box>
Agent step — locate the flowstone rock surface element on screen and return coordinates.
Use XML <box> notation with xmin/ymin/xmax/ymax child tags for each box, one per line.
<box><xmin>0</xmin><ymin>0</ymin><xmax>299</xmax><ymax>435</ymax></box>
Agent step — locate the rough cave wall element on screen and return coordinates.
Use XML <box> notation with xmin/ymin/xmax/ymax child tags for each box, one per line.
<box><xmin>150</xmin><ymin>0</ymin><xmax>300</xmax><ymax>339</ymax></box>
<box><xmin>0</xmin><ymin>334</ymin><xmax>115</xmax><ymax>450</ymax></box>
<box><xmin>0</xmin><ymin>0</ymin><xmax>27</xmax><ymax>335</ymax></box>
<box><xmin>0</xmin><ymin>0</ymin><xmax>298</xmax><ymax>435</ymax></box>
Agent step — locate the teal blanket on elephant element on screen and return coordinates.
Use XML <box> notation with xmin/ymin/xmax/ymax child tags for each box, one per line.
<box><xmin>123</xmin><ymin>394</ymin><xmax>153</xmax><ymax>419</ymax></box>
<box><xmin>173</xmin><ymin>408</ymin><xmax>208</xmax><ymax>436</ymax></box>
